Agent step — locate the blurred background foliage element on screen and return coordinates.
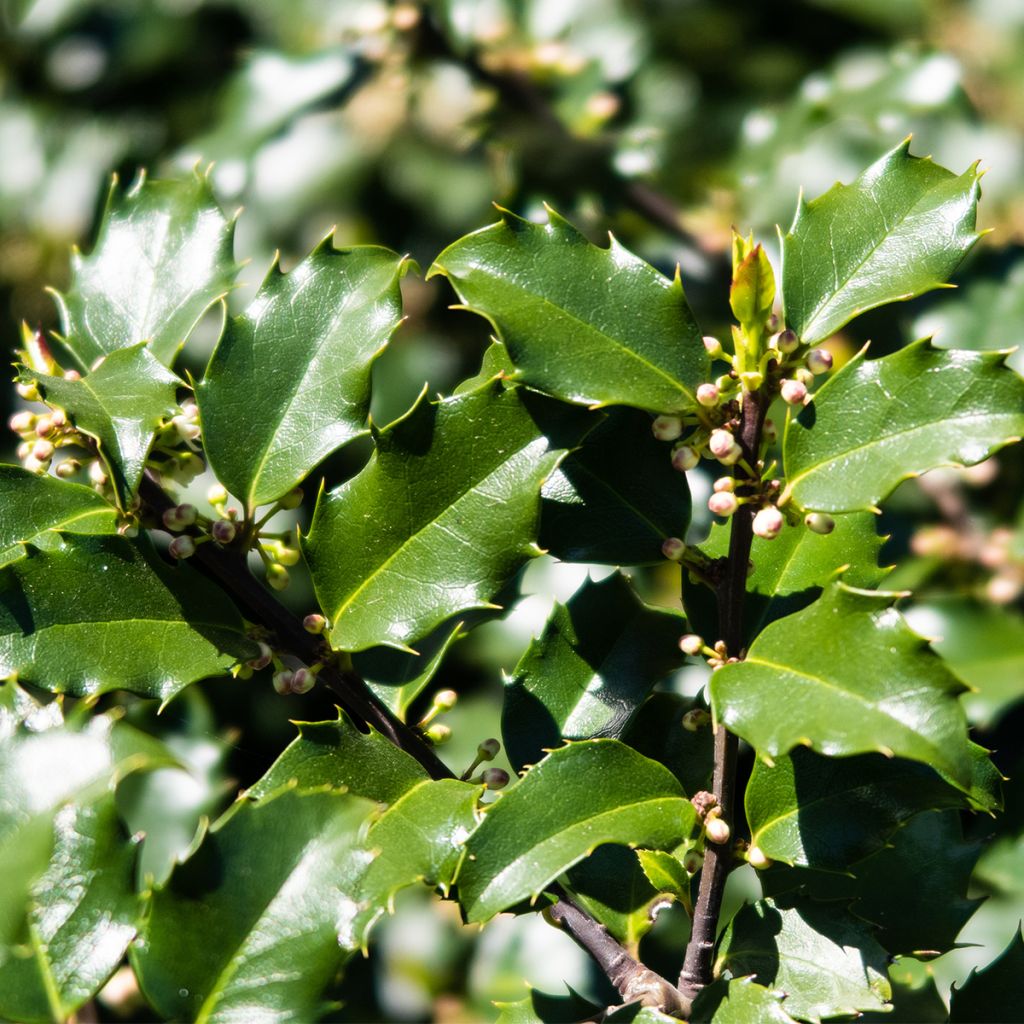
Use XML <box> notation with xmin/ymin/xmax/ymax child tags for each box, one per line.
<box><xmin>2</xmin><ymin>1</ymin><xmax>1023</xmax><ymax>1020</ymax></box>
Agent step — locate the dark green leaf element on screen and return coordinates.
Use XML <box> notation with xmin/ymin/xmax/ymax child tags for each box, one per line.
<box><xmin>198</xmin><ymin>242</ymin><xmax>407</xmax><ymax>511</ymax></box>
<box><xmin>453</xmin><ymin>339</ymin><xmax>516</xmax><ymax>395</ymax></box>
<box><xmin>53</xmin><ymin>172</ymin><xmax>237</xmax><ymax>368</ymax></box>
<box><xmin>0</xmin><ymin>464</ymin><xmax>117</xmax><ymax>566</ymax></box>
<box><xmin>950</xmin><ymin>926</ymin><xmax>1024</xmax><ymax>1023</ymax></box>
<box><xmin>781</xmin><ymin>139</ymin><xmax>981</xmax><ymax>344</ymax></box>
<box><xmin>782</xmin><ymin>341</ymin><xmax>1024</xmax><ymax>513</ymax></box>
<box><xmin>304</xmin><ymin>379</ymin><xmax>590</xmax><ymax>652</ymax></box>
<box><xmin>690</xmin><ymin>978</ymin><xmax>798</xmax><ymax>1024</ymax></box>
<box><xmin>502</xmin><ymin>573</ymin><xmax>686</xmax><ymax>771</ymax></box>
<box><xmin>711</xmin><ymin>582</ymin><xmax>976</xmax><ymax>791</ymax></box>
<box><xmin>458</xmin><ymin>739</ymin><xmax>696</xmax><ymax>922</ymax></box>
<box><xmin>858</xmin><ymin>958</ymin><xmax>950</xmax><ymax>1023</ymax></box>
<box><xmin>429</xmin><ymin>208</ymin><xmax>707</xmax><ymax>414</ymax></box>
<box><xmin>716</xmin><ymin>897</ymin><xmax>891</xmax><ymax>1022</ymax></box>
<box><xmin>540</xmin><ymin>407</ymin><xmax>691</xmax><ymax>565</ymax></box>
<box><xmin>0</xmin><ymin>535</ymin><xmax>255</xmax><ymax>700</ymax></box>
<box><xmin>25</xmin><ymin>343</ymin><xmax>181</xmax><ymax>508</ymax></box>
<box><xmin>636</xmin><ymin>849</ymin><xmax>691</xmax><ymax>902</ymax></box>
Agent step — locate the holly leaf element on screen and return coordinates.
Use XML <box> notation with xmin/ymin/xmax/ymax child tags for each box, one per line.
<box><xmin>246</xmin><ymin>711</ymin><xmax>428</xmax><ymax>805</ymax></box>
<box><xmin>0</xmin><ymin>534</ymin><xmax>255</xmax><ymax>701</ymax></box>
<box><xmin>502</xmin><ymin>573</ymin><xmax>686</xmax><ymax>771</ymax></box>
<box><xmin>782</xmin><ymin>341</ymin><xmax>1024</xmax><ymax>513</ymax></box>
<box><xmin>781</xmin><ymin>139</ymin><xmax>982</xmax><ymax>344</ymax></box>
<box><xmin>684</xmin><ymin>511</ymin><xmax>887</xmax><ymax>645</ymax></box>
<box><xmin>690</xmin><ymin>978</ymin><xmax>798</xmax><ymax>1024</ymax></box>
<box><xmin>716</xmin><ymin>898</ymin><xmax>891</xmax><ymax>1022</ymax></box>
<box><xmin>198</xmin><ymin>242</ymin><xmax>408</xmax><ymax>511</ymax></box>
<box><xmin>950</xmin><ymin>926</ymin><xmax>1024</xmax><ymax>1023</ymax></box>
<box><xmin>0</xmin><ymin>464</ymin><xmax>117</xmax><ymax>566</ymax></box>
<box><xmin>304</xmin><ymin>379</ymin><xmax>591</xmax><ymax>652</ymax></box>
<box><xmin>540</xmin><ymin>407</ymin><xmax>692</xmax><ymax>565</ymax></box>
<box><xmin>637</xmin><ymin>849</ymin><xmax>691</xmax><ymax>902</ymax></box>
<box><xmin>53</xmin><ymin>172</ymin><xmax>237</xmax><ymax>368</ymax></box>
<box><xmin>457</xmin><ymin>739</ymin><xmax>696</xmax><ymax>923</ymax></box>
<box><xmin>24</xmin><ymin>343</ymin><xmax>182</xmax><ymax>509</ymax></box>
<box><xmin>711</xmin><ymin>582</ymin><xmax>976</xmax><ymax>792</ymax></box>
<box><xmin>132</xmin><ymin>787</ymin><xmax>375</xmax><ymax>1023</ymax></box>
<box><xmin>428</xmin><ymin>208</ymin><xmax>708</xmax><ymax>414</ymax></box>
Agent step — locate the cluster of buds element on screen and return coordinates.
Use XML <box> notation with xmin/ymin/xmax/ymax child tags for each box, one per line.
<box><xmin>161</xmin><ymin>484</ymin><xmax>249</xmax><ymax>561</ymax></box>
<box><xmin>147</xmin><ymin>401</ymin><xmax>206</xmax><ymax>488</ymax></box>
<box><xmin>691</xmin><ymin>790</ymin><xmax>730</xmax><ymax>846</ymax></box>
<box><xmin>913</xmin><ymin>521</ymin><xmax>1024</xmax><ymax>605</ymax></box>
<box><xmin>417</xmin><ymin>688</ymin><xmax>459</xmax><ymax>745</ymax></box>
<box><xmin>249</xmin><ymin>487</ymin><xmax>304</xmax><ymax>590</ymax></box>
<box><xmin>272</xmin><ymin>664</ymin><xmax>317</xmax><ymax>695</ymax></box>
<box><xmin>461</xmin><ymin>737</ymin><xmax>510</xmax><ymax>790</ymax></box>
<box><xmin>10</xmin><ymin>406</ymin><xmax>76</xmax><ymax>475</ymax></box>
<box><xmin>679</xmin><ymin>634</ymin><xmax>736</xmax><ymax>672</ymax></box>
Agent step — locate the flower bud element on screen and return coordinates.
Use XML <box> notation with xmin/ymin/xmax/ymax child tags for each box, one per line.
<box><xmin>34</xmin><ymin>415</ymin><xmax>55</xmax><ymax>438</ymax></box>
<box><xmin>272</xmin><ymin>669</ymin><xmax>294</xmax><ymax>695</ymax></box>
<box><xmin>168</xmin><ymin>535</ymin><xmax>196</xmax><ymax>560</ymax></box>
<box><xmin>9</xmin><ymin>411</ymin><xmax>35</xmax><ymax>434</ymax></box>
<box><xmin>661</xmin><ymin>537</ymin><xmax>685</xmax><ymax>561</ymax></box>
<box><xmin>89</xmin><ymin>461</ymin><xmax>108</xmax><ymax>486</ymax></box>
<box><xmin>708</xmin><ymin>429</ymin><xmax>741</xmax><ymax>465</ymax></box>
<box><xmin>177</xmin><ymin>504</ymin><xmax>197</xmax><ymax>527</ymax></box>
<box><xmin>16</xmin><ymin>382</ymin><xmax>40</xmax><ymax>402</ymax></box>
<box><xmin>280</xmin><ymin>488</ymin><xmax>304</xmax><ymax>510</ymax></box>
<box><xmin>31</xmin><ymin>439</ymin><xmax>54</xmax><ymax>462</ymax></box>
<box><xmin>425</xmin><ymin>723</ymin><xmax>452</xmax><ymax>745</ymax></box>
<box><xmin>63</xmin><ymin>369</ymin><xmax>81</xmax><ymax>381</ymax></box>
<box><xmin>303</xmin><ymin>613</ymin><xmax>327</xmax><ymax>634</ymax></box>
<box><xmin>162</xmin><ymin>508</ymin><xmax>183</xmax><ymax>531</ymax></box>
<box><xmin>679</xmin><ymin>634</ymin><xmax>704</xmax><ymax>656</ymax></box>
<box><xmin>767</xmin><ymin>313</ymin><xmax>780</xmax><ymax>332</ymax></box>
<box><xmin>481</xmin><ymin>767</ymin><xmax>510</xmax><ymax>790</ymax></box>
<box><xmin>804</xmin><ymin>512</ymin><xmax>835</xmax><ymax>535</ymax></box>
<box><xmin>652</xmin><ymin>415</ymin><xmax>684</xmax><ymax>442</ymax></box>
<box><xmin>50</xmin><ymin>409</ymin><xmax>66</xmax><ymax>429</ymax></box>
<box><xmin>777</xmin><ymin>329</ymin><xmax>799</xmax><ymax>353</ymax></box>
<box><xmin>478</xmin><ymin>738</ymin><xmax>501</xmax><ymax>760</ymax></box>
<box><xmin>211</xmin><ymin>519</ymin><xmax>236</xmax><ymax>544</ymax></box>
<box><xmin>171</xmin><ymin>415</ymin><xmax>201</xmax><ymax>442</ymax></box>
<box><xmin>682</xmin><ymin>708</ymin><xmax>710</xmax><ymax>731</ymax></box>
<box><xmin>207</xmin><ymin>483</ymin><xmax>228</xmax><ymax>505</ymax></box>
<box><xmin>23</xmin><ymin>455</ymin><xmax>45</xmax><ymax>474</ymax></box>
<box><xmin>266</xmin><ymin>564</ymin><xmax>290</xmax><ymax>590</ymax></box>
<box><xmin>291</xmin><ymin>667</ymin><xmax>316</xmax><ymax>694</ymax></box>
<box><xmin>705</xmin><ymin>816</ymin><xmax>731</xmax><ymax>845</ymax></box>
<box><xmin>712</xmin><ymin>476</ymin><xmax>734</xmax><ymax>493</ymax></box>
<box><xmin>702</xmin><ymin>335</ymin><xmax>724</xmax><ymax>359</ymax></box>
<box><xmin>683</xmin><ymin>849</ymin><xmax>704</xmax><ymax>873</ymax></box>
<box><xmin>55</xmin><ymin>459</ymin><xmax>80</xmax><ymax>479</ymax></box>
<box><xmin>708</xmin><ymin>492</ymin><xmax>739</xmax><ymax>517</ymax></box>
<box><xmin>780</xmin><ymin>379</ymin><xmax>808</xmax><ymax>405</ymax></box>
<box><xmin>747</xmin><ymin>845</ymin><xmax>772</xmax><ymax>870</ymax></box>
<box><xmin>696</xmin><ymin>383</ymin><xmax>720</xmax><ymax>407</ymax></box>
<box><xmin>275</xmin><ymin>545</ymin><xmax>300</xmax><ymax>567</ymax></box>
<box><xmin>434</xmin><ymin>689</ymin><xmax>458</xmax><ymax>711</ymax></box>
<box><xmin>762</xmin><ymin>418</ymin><xmax>778</xmax><ymax>444</ymax></box>
<box><xmin>806</xmin><ymin>349</ymin><xmax>833</xmax><ymax>375</ymax></box>
<box><xmin>247</xmin><ymin>641</ymin><xmax>274</xmax><ymax>671</ymax></box>
<box><xmin>752</xmin><ymin>506</ymin><xmax>784</xmax><ymax>540</ymax></box>
<box><xmin>795</xmin><ymin>368</ymin><xmax>815</xmax><ymax>387</ymax></box>
<box><xmin>16</xmin><ymin>441</ymin><xmax>30</xmax><ymax>459</ymax></box>
<box><xmin>671</xmin><ymin>445</ymin><xmax>699</xmax><ymax>472</ymax></box>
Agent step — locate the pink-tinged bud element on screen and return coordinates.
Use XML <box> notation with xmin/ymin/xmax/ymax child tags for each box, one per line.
<box><xmin>9</xmin><ymin>411</ymin><xmax>35</xmax><ymax>433</ymax></box>
<box><xmin>712</xmin><ymin>476</ymin><xmax>734</xmax><ymax>493</ymax></box>
<box><xmin>31</xmin><ymin>439</ymin><xmax>54</xmax><ymax>461</ymax></box>
<box><xmin>777</xmin><ymin>329</ymin><xmax>799</xmax><ymax>353</ymax></box>
<box><xmin>683</xmin><ymin>849</ymin><xmax>704</xmax><ymax>873</ymax></box>
<box><xmin>482</xmin><ymin>767</ymin><xmax>510</xmax><ymax>790</ymax></box>
<box><xmin>267</xmin><ymin>564</ymin><xmax>290</xmax><ymax>590</ymax></box>
<box><xmin>652</xmin><ymin>415</ymin><xmax>684</xmax><ymax>442</ymax></box>
<box><xmin>708</xmin><ymin>429</ymin><xmax>742</xmax><ymax>465</ymax></box>
<box><xmin>705</xmin><ymin>816</ymin><xmax>731</xmax><ymax>845</ymax></box>
<box><xmin>247</xmin><ymin>641</ymin><xmax>273</xmax><ymax>671</ymax></box>
<box><xmin>50</xmin><ymin>409</ymin><xmax>66</xmax><ymax>429</ymax></box>
<box><xmin>702</xmin><ymin>335</ymin><xmax>724</xmax><ymax>358</ymax></box>
<box><xmin>804</xmin><ymin>512</ymin><xmax>835</xmax><ymax>535</ymax></box>
<box><xmin>63</xmin><ymin>369</ymin><xmax>81</xmax><ymax>381</ymax></box>
<box><xmin>179</xmin><ymin>399</ymin><xmax>199</xmax><ymax>421</ymax></box>
<box><xmin>291</xmin><ymin>667</ymin><xmax>315</xmax><ymax>694</ymax></box>
<box><xmin>207</xmin><ymin>483</ymin><xmax>228</xmax><ymax>505</ymax></box>
<box><xmin>806</xmin><ymin>349</ymin><xmax>833</xmax><ymax>375</ymax></box>
<box><xmin>780</xmin><ymin>379</ymin><xmax>808</xmax><ymax>405</ymax></box>
<box><xmin>679</xmin><ymin>634</ymin><xmax>704</xmax><ymax>656</ymax></box>
<box><xmin>211</xmin><ymin>519</ymin><xmax>237</xmax><ymax>544</ymax></box>
<box><xmin>478</xmin><ymin>738</ymin><xmax>501</xmax><ymax>760</ymax></box>
<box><xmin>55</xmin><ymin>459</ymin><xmax>80</xmax><ymax>479</ymax></box>
<box><xmin>272</xmin><ymin>669</ymin><xmax>294</xmax><ymax>695</ymax></box>
<box><xmin>303</xmin><ymin>613</ymin><xmax>327</xmax><ymax>634</ymax></box>
<box><xmin>762</xmin><ymin>419</ymin><xmax>778</xmax><ymax>444</ymax></box>
<box><xmin>747</xmin><ymin>846</ymin><xmax>772</xmax><ymax>870</ymax></box>
<box><xmin>434</xmin><ymin>689</ymin><xmax>458</xmax><ymax>711</ymax></box>
<box><xmin>168</xmin><ymin>535</ymin><xmax>196</xmax><ymax>559</ymax></box>
<box><xmin>171</xmin><ymin>415</ymin><xmax>201</xmax><ymax>442</ymax></box>
<box><xmin>34</xmin><ymin>415</ymin><xmax>54</xmax><ymax>438</ymax></box>
<box><xmin>280</xmin><ymin>488</ymin><xmax>304</xmax><ymax>510</ymax></box>
<box><xmin>752</xmin><ymin>506</ymin><xmax>784</xmax><ymax>539</ymax></box>
<box><xmin>89</xmin><ymin>461</ymin><xmax>108</xmax><ymax>486</ymax></box>
<box><xmin>162</xmin><ymin>507</ymin><xmax>183</xmax><ymax>531</ymax></box>
<box><xmin>177</xmin><ymin>504</ymin><xmax>197</xmax><ymax>527</ymax></box>
<box><xmin>708</xmin><ymin>492</ymin><xmax>739</xmax><ymax>517</ymax></box>
<box><xmin>696</xmin><ymin>383</ymin><xmax>720</xmax><ymax>407</ymax></box>
<box><xmin>671</xmin><ymin>445</ymin><xmax>699</xmax><ymax>472</ymax></box>
<box><xmin>425</xmin><ymin>723</ymin><xmax>452</xmax><ymax>745</ymax></box>
<box><xmin>662</xmin><ymin>537</ymin><xmax>686</xmax><ymax>561</ymax></box>
<box><xmin>682</xmin><ymin>708</ymin><xmax>710</xmax><ymax>731</ymax></box>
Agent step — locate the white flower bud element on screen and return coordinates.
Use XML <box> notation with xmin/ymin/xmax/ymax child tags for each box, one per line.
<box><xmin>804</xmin><ymin>512</ymin><xmax>835</xmax><ymax>535</ymax></box>
<box><xmin>652</xmin><ymin>415</ymin><xmax>684</xmax><ymax>442</ymax></box>
<box><xmin>89</xmin><ymin>460</ymin><xmax>108</xmax><ymax>486</ymax></box>
<box><xmin>747</xmin><ymin>845</ymin><xmax>772</xmax><ymax>870</ymax></box>
<box><xmin>272</xmin><ymin>669</ymin><xmax>294</xmax><ymax>695</ymax></box>
<box><xmin>207</xmin><ymin>483</ymin><xmax>228</xmax><ymax>504</ymax></box>
<box><xmin>987</xmin><ymin>573</ymin><xmax>1022</xmax><ymax>605</ymax></box>
<box><xmin>696</xmin><ymin>383</ymin><xmax>720</xmax><ymax>407</ymax></box>
<box><xmin>780</xmin><ymin>379</ymin><xmax>808</xmax><ymax>405</ymax></box>
<box><xmin>16</xmin><ymin>441</ymin><xmax>30</xmax><ymax>459</ymax></box>
<box><xmin>702</xmin><ymin>335</ymin><xmax>724</xmax><ymax>358</ymax></box>
<box><xmin>31</xmin><ymin>439</ymin><xmax>54</xmax><ymax>462</ymax></box>
<box><xmin>806</xmin><ymin>349</ymin><xmax>834</xmax><ymax>375</ymax></box>
<box><xmin>777</xmin><ymin>329</ymin><xmax>799</xmax><ymax>353</ymax></box>
<box><xmin>478</xmin><ymin>738</ymin><xmax>501</xmax><ymax>760</ymax></box>
<box><xmin>9</xmin><ymin>411</ymin><xmax>35</xmax><ymax>434</ymax></box>
<box><xmin>290</xmin><ymin>667</ymin><xmax>316</xmax><ymax>694</ymax></box>
<box><xmin>752</xmin><ymin>506</ymin><xmax>784</xmax><ymax>540</ymax></box>
<box><xmin>303</xmin><ymin>613</ymin><xmax>327</xmax><ymax>634</ymax></box>
<box><xmin>672</xmin><ymin>445</ymin><xmax>699</xmax><ymax>472</ymax></box>
<box><xmin>482</xmin><ymin>767</ymin><xmax>510</xmax><ymax>790</ymax></box>
<box><xmin>795</xmin><ymin>367</ymin><xmax>815</xmax><ymax>387</ymax></box>
<box><xmin>434</xmin><ymin>689</ymin><xmax>458</xmax><ymax>711</ymax></box>
<box><xmin>661</xmin><ymin>537</ymin><xmax>686</xmax><ymax>561</ymax></box>
<box><xmin>23</xmin><ymin>455</ymin><xmax>45</xmax><ymax>474</ymax></box>
<box><xmin>55</xmin><ymin>459</ymin><xmax>80</xmax><ymax>479</ymax></box>
<box><xmin>683</xmin><ymin>849</ymin><xmax>704</xmax><ymax>873</ymax></box>
<box><xmin>34</xmin><ymin>415</ymin><xmax>54</xmax><ymax>438</ymax></box>
<box><xmin>705</xmin><ymin>816</ymin><xmax>731</xmax><ymax>845</ymax></box>
<box><xmin>712</xmin><ymin>476</ymin><xmax>734</xmax><ymax>493</ymax></box>
<box><xmin>679</xmin><ymin>634</ymin><xmax>704</xmax><ymax>656</ymax></box>
<box><xmin>708</xmin><ymin>429</ymin><xmax>741</xmax><ymax>465</ymax></box>
<box><xmin>708</xmin><ymin>492</ymin><xmax>739</xmax><ymax>517</ymax></box>
<box><xmin>172</xmin><ymin>415</ymin><xmax>201</xmax><ymax>442</ymax></box>
<box><xmin>168</xmin><ymin>535</ymin><xmax>196</xmax><ymax>559</ymax></box>
<box><xmin>267</xmin><ymin>564</ymin><xmax>290</xmax><ymax>590</ymax></box>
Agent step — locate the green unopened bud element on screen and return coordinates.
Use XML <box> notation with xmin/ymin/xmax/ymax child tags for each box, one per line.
<box><xmin>266</xmin><ymin>563</ymin><xmax>290</xmax><ymax>590</ymax></box>
<box><xmin>207</xmin><ymin>483</ymin><xmax>228</xmax><ymax>505</ymax></box>
<box><xmin>712</xmin><ymin>476</ymin><xmax>735</xmax><ymax>493</ymax></box>
<box><xmin>434</xmin><ymin>689</ymin><xmax>458</xmax><ymax>711</ymax></box>
<box><xmin>275</xmin><ymin>545</ymin><xmax>300</xmax><ymax>567</ymax></box>
<box><xmin>16</xmin><ymin>381</ymin><xmax>40</xmax><ymax>402</ymax></box>
<box><xmin>481</xmin><ymin>767</ymin><xmax>510</xmax><ymax>790</ymax></box>
<box><xmin>89</xmin><ymin>461</ymin><xmax>108</xmax><ymax>486</ymax></box>
<box><xmin>478</xmin><ymin>737</ymin><xmax>501</xmax><ymax>760</ymax></box>
<box><xmin>280</xmin><ymin>488</ymin><xmax>304</xmax><ymax>509</ymax></box>
<box><xmin>806</xmin><ymin>349</ymin><xmax>833</xmax><ymax>375</ymax></box>
<box><xmin>682</xmin><ymin>708</ymin><xmax>711</xmax><ymax>731</ymax></box>
<box><xmin>303</xmin><ymin>613</ymin><xmax>327</xmax><ymax>634</ymax></box>
<box><xmin>703</xmin><ymin>335</ymin><xmax>724</xmax><ymax>359</ymax></box>
<box><xmin>247</xmin><ymin>641</ymin><xmax>274</xmax><ymax>671</ymax></box>
<box><xmin>804</xmin><ymin>512</ymin><xmax>835</xmax><ymax>535</ymax></box>
<box><xmin>425</xmin><ymin>723</ymin><xmax>452</xmax><ymax>745</ymax></box>
<box><xmin>776</xmin><ymin>329</ymin><xmax>799</xmax><ymax>353</ymax></box>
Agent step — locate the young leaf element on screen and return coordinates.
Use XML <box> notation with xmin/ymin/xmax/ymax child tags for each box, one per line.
<box><xmin>949</xmin><ymin>926</ymin><xmax>1024</xmax><ymax>1022</ymax></box>
<box><xmin>540</xmin><ymin>407</ymin><xmax>692</xmax><ymax>565</ymax></box>
<box><xmin>781</xmin><ymin>139</ymin><xmax>982</xmax><ymax>344</ymax></box>
<box><xmin>502</xmin><ymin>573</ymin><xmax>686</xmax><ymax>771</ymax></box>
<box><xmin>0</xmin><ymin>535</ymin><xmax>255</xmax><ymax>700</ymax></box>
<box><xmin>198</xmin><ymin>243</ymin><xmax>407</xmax><ymax>511</ymax></box>
<box><xmin>246</xmin><ymin>711</ymin><xmax>428</xmax><ymax>805</ymax></box>
<box><xmin>637</xmin><ymin>849</ymin><xmax>691</xmax><ymax>902</ymax></box>
<box><xmin>711</xmin><ymin>582</ymin><xmax>976</xmax><ymax>791</ymax></box>
<box><xmin>24</xmin><ymin>343</ymin><xmax>181</xmax><ymax>508</ymax></box>
<box><xmin>716</xmin><ymin>898</ymin><xmax>892</xmax><ymax>1022</ymax></box>
<box><xmin>690</xmin><ymin>977</ymin><xmax>798</xmax><ymax>1024</ymax></box>
<box><xmin>0</xmin><ymin>464</ymin><xmax>117</xmax><ymax>566</ymax></box>
<box><xmin>304</xmin><ymin>380</ymin><xmax>591</xmax><ymax>652</ymax></box>
<box><xmin>132</xmin><ymin>787</ymin><xmax>375</xmax><ymax>1023</ymax></box>
<box><xmin>457</xmin><ymin>739</ymin><xmax>696</xmax><ymax>923</ymax></box>
<box><xmin>429</xmin><ymin>208</ymin><xmax>708</xmax><ymax>414</ymax></box>
<box><xmin>53</xmin><ymin>172</ymin><xmax>237</xmax><ymax>368</ymax></box>
<box><xmin>783</xmin><ymin>341</ymin><xmax>1024</xmax><ymax>513</ymax></box>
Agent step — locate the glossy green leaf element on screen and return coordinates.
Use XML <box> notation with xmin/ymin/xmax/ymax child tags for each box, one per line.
<box><xmin>458</xmin><ymin>739</ymin><xmax>696</xmax><ymax>923</ymax></box>
<box><xmin>429</xmin><ymin>208</ymin><xmax>707</xmax><ymax>414</ymax></box>
<box><xmin>53</xmin><ymin>172</ymin><xmax>237</xmax><ymax>368</ymax></box>
<box><xmin>684</xmin><ymin>511</ymin><xmax>887</xmax><ymax>645</ymax></box>
<box><xmin>859</xmin><ymin>958</ymin><xmax>950</xmax><ymax>1023</ymax></box>
<box><xmin>712</xmin><ymin>582</ymin><xmax>976</xmax><ymax>790</ymax></box>
<box><xmin>24</xmin><ymin>343</ymin><xmax>181</xmax><ymax>508</ymax></box>
<box><xmin>781</xmin><ymin>139</ymin><xmax>981</xmax><ymax>344</ymax></box>
<box><xmin>0</xmin><ymin>464</ymin><xmax>117</xmax><ymax>566</ymax></box>
<box><xmin>746</xmin><ymin>746</ymin><xmax>996</xmax><ymax>871</ymax></box>
<box><xmin>783</xmin><ymin>341</ymin><xmax>1024</xmax><ymax>513</ymax></box>
<box><xmin>198</xmin><ymin>242</ymin><xmax>407</xmax><ymax>511</ymax></box>
<box><xmin>351</xmin><ymin>778</ymin><xmax>480</xmax><ymax>948</ymax></box>
<box><xmin>453</xmin><ymin>339</ymin><xmax>515</xmax><ymax>395</ymax></box>
<box><xmin>716</xmin><ymin>898</ymin><xmax>891</xmax><ymax>1022</ymax></box>
<box><xmin>0</xmin><ymin>535</ymin><xmax>255</xmax><ymax>700</ymax></box>
<box><xmin>305</xmin><ymin>379</ymin><xmax>590</xmax><ymax>652</ymax></box>
<box><xmin>540</xmin><ymin>407</ymin><xmax>692</xmax><ymax>565</ymax></box>
<box><xmin>950</xmin><ymin>926</ymin><xmax>1024</xmax><ymax>1023</ymax></box>
<box><xmin>502</xmin><ymin>574</ymin><xmax>685</xmax><ymax>771</ymax></box>
<box><xmin>690</xmin><ymin>978</ymin><xmax>798</xmax><ymax>1024</ymax></box>
<box><xmin>133</xmin><ymin>787</ymin><xmax>375</xmax><ymax>1023</ymax></box>
<box><xmin>636</xmin><ymin>849</ymin><xmax>691</xmax><ymax>901</ymax></box>
<box><xmin>246</xmin><ymin>711</ymin><xmax>428</xmax><ymax>804</ymax></box>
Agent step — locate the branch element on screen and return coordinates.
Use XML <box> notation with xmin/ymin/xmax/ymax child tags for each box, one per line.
<box><xmin>678</xmin><ymin>389</ymin><xmax>767</xmax><ymax>998</ymax></box>
<box><xmin>139</xmin><ymin>473</ymin><xmax>689</xmax><ymax>1016</ymax></box>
